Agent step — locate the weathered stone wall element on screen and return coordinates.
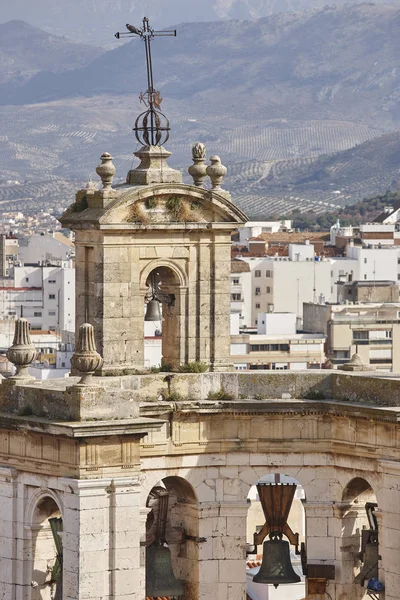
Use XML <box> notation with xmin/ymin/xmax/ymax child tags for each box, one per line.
<box><xmin>1</xmin><ymin>371</ymin><xmax>400</xmax><ymax>422</ymax></box>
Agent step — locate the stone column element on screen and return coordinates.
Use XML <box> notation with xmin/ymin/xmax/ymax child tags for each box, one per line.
<box><xmin>197</xmin><ymin>501</ymin><xmax>248</xmax><ymax>600</ymax></box>
<box><xmin>0</xmin><ymin>467</ymin><xmax>17</xmax><ymax>600</ymax></box>
<box><xmin>377</xmin><ymin>460</ymin><xmax>400</xmax><ymax>600</ymax></box>
<box><xmin>303</xmin><ymin>501</ymin><xmax>341</xmax><ymax>600</ymax></box>
<box><xmin>139</xmin><ymin>507</ymin><xmax>151</xmax><ymax>597</ymax></box>
<box><xmin>211</xmin><ymin>233</ymin><xmax>234</xmax><ymax>370</ymax></box>
<box><xmin>62</xmin><ymin>476</ymin><xmax>141</xmax><ymax>600</ymax></box>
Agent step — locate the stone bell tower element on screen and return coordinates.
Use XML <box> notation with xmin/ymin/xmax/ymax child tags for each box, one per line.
<box><xmin>60</xmin><ymin>143</ymin><xmax>246</xmax><ymax>374</ymax></box>
<box><xmin>61</xmin><ymin>16</ymin><xmax>246</xmax><ymax>374</ymax></box>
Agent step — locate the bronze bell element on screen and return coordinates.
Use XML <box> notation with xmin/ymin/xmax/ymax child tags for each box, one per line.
<box><xmin>146</xmin><ymin>543</ymin><xmax>184</xmax><ymax>598</ymax></box>
<box><xmin>253</xmin><ymin>538</ymin><xmax>301</xmax><ymax>588</ymax></box>
<box><xmin>145</xmin><ymin>299</ymin><xmax>163</xmax><ymax>322</ymax></box>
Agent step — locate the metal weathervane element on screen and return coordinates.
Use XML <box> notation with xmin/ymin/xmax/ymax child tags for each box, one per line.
<box><xmin>115</xmin><ymin>17</ymin><xmax>176</xmax><ymax>146</ymax></box>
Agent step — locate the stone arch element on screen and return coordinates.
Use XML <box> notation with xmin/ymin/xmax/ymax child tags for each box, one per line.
<box><xmin>26</xmin><ymin>489</ymin><xmax>63</xmax><ymax>600</ymax></box>
<box><xmin>145</xmin><ymin>475</ymin><xmax>199</xmax><ymax>600</ymax></box>
<box><xmin>140</xmin><ymin>258</ymin><xmax>188</xmax><ymax>291</ymax></box>
<box><xmin>141</xmin><ymin>261</ymin><xmax>187</xmax><ymax>368</ymax></box>
<box><xmin>246</xmin><ymin>472</ymin><xmax>306</xmax><ymax>594</ymax></box>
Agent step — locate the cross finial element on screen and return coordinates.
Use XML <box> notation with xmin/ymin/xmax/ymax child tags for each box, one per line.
<box><xmin>115</xmin><ymin>17</ymin><xmax>177</xmax><ymax>146</ymax></box>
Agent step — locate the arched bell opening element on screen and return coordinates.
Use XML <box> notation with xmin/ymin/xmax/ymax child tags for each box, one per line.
<box><xmin>340</xmin><ymin>477</ymin><xmax>380</xmax><ymax>598</ymax></box>
<box><xmin>246</xmin><ymin>473</ymin><xmax>306</xmax><ymax>599</ymax></box>
<box><xmin>145</xmin><ymin>476</ymin><xmax>198</xmax><ymax>600</ymax></box>
<box><xmin>30</xmin><ymin>496</ymin><xmax>63</xmax><ymax>600</ymax></box>
<box><xmin>144</xmin><ymin>266</ymin><xmax>183</xmax><ymax>369</ymax></box>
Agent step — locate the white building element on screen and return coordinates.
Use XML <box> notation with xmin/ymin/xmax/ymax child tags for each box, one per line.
<box><xmin>346</xmin><ymin>243</ymin><xmax>399</xmax><ymax>282</ymax></box>
<box><xmin>0</xmin><ymin>260</ymin><xmax>75</xmax><ymax>333</ymax></box>
<box><xmin>231</xmin><ymin>260</ymin><xmax>252</xmax><ymax>328</ymax></box>
<box><xmin>18</xmin><ymin>232</ymin><xmax>74</xmax><ymax>264</ymax></box>
<box><xmin>234</xmin><ymin>252</ymin><xmax>334</xmax><ymax>325</ymax></box>
<box><xmin>238</xmin><ymin>220</ymin><xmax>292</xmax><ymax>246</ymax></box>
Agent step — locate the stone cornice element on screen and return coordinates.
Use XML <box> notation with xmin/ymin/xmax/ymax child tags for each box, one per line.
<box><xmin>139</xmin><ymin>399</ymin><xmax>400</xmax><ymax>424</ymax></box>
<box><xmin>0</xmin><ymin>413</ymin><xmax>165</xmax><ymax>438</ymax></box>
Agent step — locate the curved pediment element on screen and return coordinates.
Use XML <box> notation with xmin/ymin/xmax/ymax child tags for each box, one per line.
<box><xmin>99</xmin><ymin>183</ymin><xmax>247</xmax><ymax>227</ymax></box>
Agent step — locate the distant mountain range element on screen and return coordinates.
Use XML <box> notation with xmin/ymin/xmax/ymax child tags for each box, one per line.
<box><xmin>255</xmin><ymin>131</ymin><xmax>400</xmax><ymax>203</ymax></box>
<box><xmin>1</xmin><ymin>4</ymin><xmax>400</xmax><ymax>132</ymax></box>
<box><xmin>1</xmin><ymin>6</ymin><xmax>400</xmax><ymax>214</ymax></box>
<box><xmin>1</xmin><ymin>0</ymin><xmax>400</xmax><ymax>44</ymax></box>
<box><xmin>0</xmin><ymin>21</ymin><xmax>102</xmax><ymax>84</ymax></box>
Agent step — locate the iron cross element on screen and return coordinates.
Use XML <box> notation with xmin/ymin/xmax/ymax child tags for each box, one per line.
<box><xmin>115</xmin><ymin>17</ymin><xmax>176</xmax><ymax>146</ymax></box>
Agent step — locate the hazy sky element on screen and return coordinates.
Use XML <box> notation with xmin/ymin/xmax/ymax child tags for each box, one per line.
<box><xmin>2</xmin><ymin>0</ymin><xmax>395</xmax><ymax>45</ymax></box>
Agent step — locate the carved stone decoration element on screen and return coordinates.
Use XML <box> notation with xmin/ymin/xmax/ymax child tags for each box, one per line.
<box><xmin>70</xmin><ymin>323</ymin><xmax>103</xmax><ymax>384</ymax></box>
<box><xmin>188</xmin><ymin>142</ymin><xmax>207</xmax><ymax>187</ymax></box>
<box><xmin>96</xmin><ymin>152</ymin><xmax>116</xmax><ymax>189</ymax></box>
<box><xmin>127</xmin><ymin>145</ymin><xmax>182</xmax><ymax>185</ymax></box>
<box><xmin>206</xmin><ymin>155</ymin><xmax>227</xmax><ymax>190</ymax></box>
<box><xmin>7</xmin><ymin>318</ymin><xmax>36</xmax><ymax>379</ymax></box>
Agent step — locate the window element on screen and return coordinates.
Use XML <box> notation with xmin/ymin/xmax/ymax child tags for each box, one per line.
<box><xmin>48</xmin><ymin>279</ymin><xmax>56</xmax><ymax>284</ymax></box>
<box><xmin>61</xmin><ymin>362</ymin><xmax>66</xmax><ymax>368</ymax></box>
<box><xmin>266</xmin><ymin>270</ymin><xmax>272</xmax><ymax>278</ymax></box>
<box><xmin>31</xmin><ymin>325</ymin><xmax>41</xmax><ymax>331</ymax></box>
<box><xmin>33</xmin><ymin>312</ymin><xmax>42</xmax><ymax>317</ymax></box>
<box><xmin>255</xmin><ymin>287</ymin><xmax>261</xmax><ymax>295</ymax></box>
<box><xmin>49</xmin><ymin>294</ymin><xmax>56</xmax><ymax>300</ymax></box>
<box><xmin>8</xmin><ymin>311</ymin><xmax>16</xmax><ymax>316</ymax></box>
<box><xmin>364</xmin><ymin>258</ymin><xmax>367</xmax><ymax>264</ymax></box>
<box><xmin>398</xmin><ymin>258</ymin><xmax>400</xmax><ymax>265</ymax></box>
<box><xmin>266</xmin><ymin>286</ymin><xmax>271</xmax><ymax>293</ymax></box>
<box><xmin>49</xmin><ymin>326</ymin><xmax>56</xmax><ymax>331</ymax></box>
<box><xmin>232</xmin><ymin>278</ymin><xmax>239</xmax><ymax>285</ymax></box>
<box><xmin>48</xmin><ymin>310</ymin><xmax>56</xmax><ymax>316</ymax></box>
<box><xmin>364</xmin><ymin>274</ymin><xmax>367</xmax><ymax>280</ymax></box>
<box><xmin>25</xmin><ymin>277</ymin><xmax>29</xmax><ymax>283</ymax></box>
<box><xmin>353</xmin><ymin>330</ymin><xmax>368</xmax><ymax>339</ymax></box>
<box><xmin>255</xmin><ymin>270</ymin><xmax>261</xmax><ymax>277</ymax></box>
<box><xmin>231</xmin><ymin>293</ymin><xmax>241</xmax><ymax>301</ymax></box>
<box><xmin>255</xmin><ymin>303</ymin><xmax>260</xmax><ymax>309</ymax></box>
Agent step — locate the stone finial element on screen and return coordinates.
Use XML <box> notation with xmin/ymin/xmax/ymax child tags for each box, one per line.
<box><xmin>206</xmin><ymin>155</ymin><xmax>227</xmax><ymax>190</ymax></box>
<box><xmin>96</xmin><ymin>152</ymin><xmax>116</xmax><ymax>189</ymax></box>
<box><xmin>127</xmin><ymin>145</ymin><xmax>182</xmax><ymax>186</ymax></box>
<box><xmin>340</xmin><ymin>353</ymin><xmax>372</xmax><ymax>372</ymax></box>
<box><xmin>188</xmin><ymin>142</ymin><xmax>207</xmax><ymax>187</ymax></box>
<box><xmin>70</xmin><ymin>323</ymin><xmax>103</xmax><ymax>384</ymax></box>
<box><xmin>7</xmin><ymin>318</ymin><xmax>36</xmax><ymax>379</ymax></box>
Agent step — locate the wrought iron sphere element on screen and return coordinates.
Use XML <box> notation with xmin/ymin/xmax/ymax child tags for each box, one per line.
<box><xmin>134</xmin><ymin>107</ymin><xmax>170</xmax><ymax>147</ymax></box>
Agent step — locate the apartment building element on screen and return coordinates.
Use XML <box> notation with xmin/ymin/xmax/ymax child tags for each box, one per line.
<box><xmin>233</xmin><ymin>250</ymin><xmax>334</xmax><ymax>326</ymax></box>
<box><xmin>18</xmin><ymin>232</ymin><xmax>74</xmax><ymax>264</ymax></box>
<box><xmin>0</xmin><ymin>234</ymin><xmax>18</xmax><ymax>277</ymax></box>
<box><xmin>0</xmin><ymin>260</ymin><xmax>75</xmax><ymax>333</ymax></box>
<box><xmin>230</xmin><ymin>312</ymin><xmax>326</xmax><ymax>370</ymax></box>
<box><xmin>303</xmin><ymin>301</ymin><xmax>400</xmax><ymax>372</ymax></box>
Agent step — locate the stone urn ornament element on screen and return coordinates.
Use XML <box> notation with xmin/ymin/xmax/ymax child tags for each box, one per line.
<box><xmin>188</xmin><ymin>142</ymin><xmax>207</xmax><ymax>187</ymax></box>
<box><xmin>206</xmin><ymin>155</ymin><xmax>227</xmax><ymax>190</ymax></box>
<box><xmin>7</xmin><ymin>318</ymin><xmax>36</xmax><ymax>379</ymax></box>
<box><xmin>96</xmin><ymin>152</ymin><xmax>116</xmax><ymax>189</ymax></box>
<box><xmin>70</xmin><ymin>323</ymin><xmax>103</xmax><ymax>384</ymax></box>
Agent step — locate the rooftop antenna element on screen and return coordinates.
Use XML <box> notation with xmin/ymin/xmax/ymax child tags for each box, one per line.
<box><xmin>115</xmin><ymin>17</ymin><xmax>177</xmax><ymax>146</ymax></box>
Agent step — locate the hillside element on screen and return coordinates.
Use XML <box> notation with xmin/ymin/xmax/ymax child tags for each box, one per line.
<box><xmin>1</xmin><ymin>0</ymin><xmax>400</xmax><ymax>44</ymax></box>
<box><xmin>260</xmin><ymin>131</ymin><xmax>400</xmax><ymax>202</ymax></box>
<box><xmin>277</xmin><ymin>190</ymin><xmax>400</xmax><ymax>230</ymax></box>
<box><xmin>0</xmin><ymin>21</ymin><xmax>103</xmax><ymax>84</ymax></box>
<box><xmin>1</xmin><ymin>4</ymin><xmax>400</xmax><ymax>132</ymax></box>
